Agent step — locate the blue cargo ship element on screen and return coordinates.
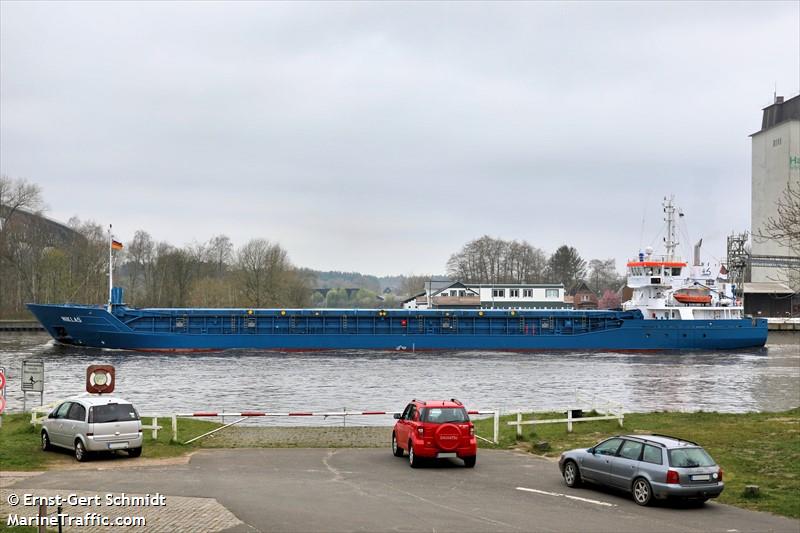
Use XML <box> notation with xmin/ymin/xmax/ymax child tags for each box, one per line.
<box><xmin>25</xmin><ymin>299</ymin><xmax>766</xmax><ymax>352</ymax></box>
<box><xmin>25</xmin><ymin>198</ymin><xmax>768</xmax><ymax>352</ymax></box>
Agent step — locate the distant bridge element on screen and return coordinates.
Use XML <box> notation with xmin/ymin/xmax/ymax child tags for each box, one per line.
<box><xmin>312</xmin><ymin>288</ymin><xmax>364</xmax><ymax>299</ymax></box>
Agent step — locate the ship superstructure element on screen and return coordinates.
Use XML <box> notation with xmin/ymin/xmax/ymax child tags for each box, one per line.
<box><xmin>624</xmin><ymin>196</ymin><xmax>742</xmax><ymax>321</ymax></box>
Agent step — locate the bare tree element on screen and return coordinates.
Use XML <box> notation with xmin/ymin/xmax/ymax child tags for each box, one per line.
<box><xmin>237</xmin><ymin>239</ymin><xmax>290</xmax><ymax>307</ymax></box>
<box><xmin>447</xmin><ymin>236</ymin><xmax>548</xmax><ymax>283</ymax></box>
<box><xmin>0</xmin><ymin>175</ymin><xmax>43</xmax><ymax>235</ymax></box>
<box><xmin>587</xmin><ymin>258</ymin><xmax>623</xmax><ymax>293</ymax></box>
<box><xmin>125</xmin><ymin>230</ymin><xmax>154</xmax><ymax>304</ymax></box>
<box><xmin>206</xmin><ymin>234</ymin><xmax>233</xmax><ymax>276</ymax></box>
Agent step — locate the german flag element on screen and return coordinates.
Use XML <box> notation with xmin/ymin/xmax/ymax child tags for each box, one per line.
<box><xmin>111</xmin><ymin>239</ymin><xmax>123</xmax><ymax>251</ymax></box>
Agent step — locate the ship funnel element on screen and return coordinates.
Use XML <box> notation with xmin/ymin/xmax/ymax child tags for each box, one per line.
<box><xmin>693</xmin><ymin>239</ymin><xmax>703</xmax><ymax>266</ymax></box>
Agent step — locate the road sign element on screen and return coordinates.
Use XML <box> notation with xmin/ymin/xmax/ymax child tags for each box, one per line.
<box><xmin>21</xmin><ymin>360</ymin><xmax>44</xmax><ymax>393</ymax></box>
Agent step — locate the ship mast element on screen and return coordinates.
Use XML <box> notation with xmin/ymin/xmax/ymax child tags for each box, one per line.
<box><xmin>663</xmin><ymin>195</ymin><xmax>680</xmax><ymax>261</ymax></box>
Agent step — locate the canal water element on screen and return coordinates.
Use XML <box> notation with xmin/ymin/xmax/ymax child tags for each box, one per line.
<box><xmin>1</xmin><ymin>333</ymin><xmax>797</xmax><ymax>425</ymax></box>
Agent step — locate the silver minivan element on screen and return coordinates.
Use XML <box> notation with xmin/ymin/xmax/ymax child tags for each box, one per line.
<box><xmin>41</xmin><ymin>396</ymin><xmax>143</xmax><ymax>461</ymax></box>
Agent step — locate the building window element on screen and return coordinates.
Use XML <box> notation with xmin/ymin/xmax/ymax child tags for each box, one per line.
<box><xmin>773</xmin><ymin>137</ymin><xmax>782</xmax><ymax>147</ymax></box>
<box><xmin>509</xmin><ymin>289</ymin><xmax>519</xmax><ymax>298</ymax></box>
<box><xmin>459</xmin><ymin>290</ymin><xmax>466</xmax><ymax>297</ymax></box>
<box><xmin>545</xmin><ymin>289</ymin><xmax>559</xmax><ymax>298</ymax></box>
<box><xmin>523</xmin><ymin>289</ymin><xmax>533</xmax><ymax>298</ymax></box>
<box><xmin>582</xmin><ymin>295</ymin><xmax>589</xmax><ymax>302</ymax></box>
<box><xmin>492</xmin><ymin>289</ymin><xmax>505</xmax><ymax>298</ymax></box>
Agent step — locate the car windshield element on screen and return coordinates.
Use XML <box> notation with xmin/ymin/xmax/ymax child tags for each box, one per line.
<box><xmin>668</xmin><ymin>447</ymin><xmax>715</xmax><ymax>468</ymax></box>
<box><xmin>421</xmin><ymin>407</ymin><xmax>469</xmax><ymax>424</ymax></box>
<box><xmin>91</xmin><ymin>403</ymin><xmax>139</xmax><ymax>423</ymax></box>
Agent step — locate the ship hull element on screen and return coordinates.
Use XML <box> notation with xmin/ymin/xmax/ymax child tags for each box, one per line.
<box><xmin>26</xmin><ymin>303</ymin><xmax>769</xmax><ymax>352</ymax></box>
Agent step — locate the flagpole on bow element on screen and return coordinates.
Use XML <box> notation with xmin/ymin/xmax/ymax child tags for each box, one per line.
<box><xmin>108</xmin><ymin>224</ymin><xmax>113</xmax><ymax>312</ymax></box>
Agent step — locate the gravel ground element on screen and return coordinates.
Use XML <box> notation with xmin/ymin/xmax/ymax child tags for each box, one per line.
<box><xmin>199</xmin><ymin>426</ymin><xmax>393</xmax><ymax>448</ymax></box>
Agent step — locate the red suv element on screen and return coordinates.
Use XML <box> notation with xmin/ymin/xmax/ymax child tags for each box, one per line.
<box><xmin>392</xmin><ymin>399</ymin><xmax>477</xmax><ymax>468</ymax></box>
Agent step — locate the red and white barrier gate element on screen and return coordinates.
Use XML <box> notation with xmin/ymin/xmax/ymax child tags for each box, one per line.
<box><xmin>171</xmin><ymin>409</ymin><xmax>499</xmax><ymax>445</ymax></box>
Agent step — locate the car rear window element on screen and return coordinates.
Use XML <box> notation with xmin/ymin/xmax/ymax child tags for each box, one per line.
<box><xmin>90</xmin><ymin>404</ymin><xmax>139</xmax><ymax>423</ymax></box>
<box><xmin>421</xmin><ymin>407</ymin><xmax>469</xmax><ymax>424</ymax></box>
<box><xmin>668</xmin><ymin>447</ymin><xmax>715</xmax><ymax>468</ymax></box>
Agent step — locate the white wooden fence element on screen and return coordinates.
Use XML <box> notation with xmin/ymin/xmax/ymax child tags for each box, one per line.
<box><xmin>507</xmin><ymin>389</ymin><xmax>625</xmax><ymax>436</ymax></box>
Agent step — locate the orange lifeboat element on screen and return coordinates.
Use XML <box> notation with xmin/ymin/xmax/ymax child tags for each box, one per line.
<box><xmin>673</xmin><ymin>289</ymin><xmax>712</xmax><ymax>305</ymax></box>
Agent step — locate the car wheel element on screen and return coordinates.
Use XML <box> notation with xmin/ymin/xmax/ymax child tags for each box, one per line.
<box><xmin>463</xmin><ymin>456</ymin><xmax>476</xmax><ymax>468</ymax></box>
<box><xmin>392</xmin><ymin>433</ymin><xmax>404</xmax><ymax>457</ymax></box>
<box><xmin>563</xmin><ymin>460</ymin><xmax>582</xmax><ymax>488</ymax></box>
<box><xmin>632</xmin><ymin>477</ymin><xmax>652</xmax><ymax>506</ymax></box>
<box><xmin>409</xmin><ymin>443</ymin><xmax>419</xmax><ymax>468</ymax></box>
<box><xmin>74</xmin><ymin>440</ymin><xmax>88</xmax><ymax>462</ymax></box>
<box><xmin>41</xmin><ymin>431</ymin><xmax>51</xmax><ymax>451</ymax></box>
<box><xmin>128</xmin><ymin>447</ymin><xmax>142</xmax><ymax>458</ymax></box>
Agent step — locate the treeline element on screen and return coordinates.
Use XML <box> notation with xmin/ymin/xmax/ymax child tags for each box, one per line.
<box><xmin>120</xmin><ymin>232</ymin><xmax>311</xmax><ymax>308</ymax></box>
<box><xmin>446</xmin><ymin>235</ymin><xmax>622</xmax><ymax>292</ymax></box>
<box><xmin>2</xmin><ymin>176</ymin><xmax>623</xmax><ymax>318</ymax></box>
<box><xmin>0</xmin><ymin>176</ymin><xmax>310</xmax><ymax>317</ymax></box>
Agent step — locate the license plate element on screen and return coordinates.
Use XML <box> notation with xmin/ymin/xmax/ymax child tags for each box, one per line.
<box><xmin>437</xmin><ymin>452</ymin><xmax>457</xmax><ymax>458</ymax></box>
<box><xmin>108</xmin><ymin>442</ymin><xmax>128</xmax><ymax>450</ymax></box>
<box><xmin>692</xmin><ymin>474</ymin><xmax>711</xmax><ymax>481</ymax></box>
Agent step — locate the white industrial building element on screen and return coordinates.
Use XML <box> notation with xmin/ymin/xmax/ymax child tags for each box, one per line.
<box><xmin>747</xmin><ymin>93</ymin><xmax>800</xmax><ymax>316</ymax></box>
<box><xmin>750</xmin><ymin>93</ymin><xmax>800</xmax><ymax>287</ymax></box>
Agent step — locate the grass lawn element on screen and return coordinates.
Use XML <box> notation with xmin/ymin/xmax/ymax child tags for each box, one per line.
<box><xmin>0</xmin><ymin>413</ymin><xmax>221</xmax><ymax>471</ymax></box>
<box><xmin>473</xmin><ymin>407</ymin><xmax>800</xmax><ymax>518</ymax></box>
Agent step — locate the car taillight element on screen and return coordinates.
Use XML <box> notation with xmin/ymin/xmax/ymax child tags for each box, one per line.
<box><xmin>666</xmin><ymin>470</ymin><xmax>680</xmax><ymax>484</ymax></box>
<box><xmin>417</xmin><ymin>426</ymin><xmax>424</xmax><ymax>436</ymax></box>
<box><xmin>469</xmin><ymin>426</ymin><xmax>474</xmax><ymax>437</ymax></box>
<box><xmin>717</xmin><ymin>468</ymin><xmax>723</xmax><ymax>481</ymax></box>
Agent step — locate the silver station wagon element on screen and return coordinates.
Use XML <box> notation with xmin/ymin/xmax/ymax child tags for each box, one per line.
<box><xmin>41</xmin><ymin>396</ymin><xmax>143</xmax><ymax>461</ymax></box>
<box><xmin>558</xmin><ymin>434</ymin><xmax>724</xmax><ymax>506</ymax></box>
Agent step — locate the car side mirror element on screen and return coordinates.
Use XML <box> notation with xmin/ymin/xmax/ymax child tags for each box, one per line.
<box><xmin>393</xmin><ymin>413</ymin><xmax>401</xmax><ymax>419</ymax></box>
<box><xmin>589</xmin><ymin>448</ymin><xmax>596</xmax><ymax>455</ymax></box>
<box><xmin>48</xmin><ymin>412</ymin><xmax>55</xmax><ymax>419</ymax></box>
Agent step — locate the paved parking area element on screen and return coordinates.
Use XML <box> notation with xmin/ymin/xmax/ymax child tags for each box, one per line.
<box><xmin>4</xmin><ymin>448</ymin><xmax>798</xmax><ymax>532</ymax></box>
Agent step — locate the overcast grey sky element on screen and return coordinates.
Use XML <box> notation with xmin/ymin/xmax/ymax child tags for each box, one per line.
<box><xmin>2</xmin><ymin>1</ymin><xmax>798</xmax><ymax>276</ymax></box>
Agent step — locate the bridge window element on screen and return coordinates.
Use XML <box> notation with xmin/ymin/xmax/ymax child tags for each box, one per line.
<box><xmin>493</xmin><ymin>289</ymin><xmax>505</xmax><ymax>298</ymax></box>
<box><xmin>509</xmin><ymin>289</ymin><xmax>519</xmax><ymax>298</ymax></box>
<box><xmin>545</xmin><ymin>289</ymin><xmax>559</xmax><ymax>298</ymax></box>
<box><xmin>523</xmin><ymin>289</ymin><xmax>533</xmax><ymax>298</ymax></box>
